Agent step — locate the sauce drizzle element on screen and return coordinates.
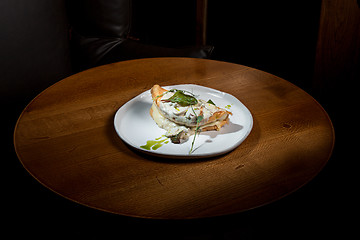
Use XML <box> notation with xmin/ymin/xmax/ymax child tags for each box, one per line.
<box><xmin>140</xmin><ymin>136</ymin><xmax>169</xmax><ymax>150</ymax></box>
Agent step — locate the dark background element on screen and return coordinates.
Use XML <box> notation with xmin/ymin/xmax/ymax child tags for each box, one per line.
<box><xmin>131</xmin><ymin>0</ymin><xmax>321</xmax><ymax>91</ymax></box>
<box><xmin>2</xmin><ymin>0</ymin><xmax>357</xmax><ymax>239</ymax></box>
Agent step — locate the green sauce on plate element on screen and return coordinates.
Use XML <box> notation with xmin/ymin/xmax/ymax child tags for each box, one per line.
<box><xmin>140</xmin><ymin>136</ymin><xmax>169</xmax><ymax>150</ymax></box>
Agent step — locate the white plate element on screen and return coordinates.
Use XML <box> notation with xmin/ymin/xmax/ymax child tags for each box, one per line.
<box><xmin>114</xmin><ymin>84</ymin><xmax>253</xmax><ymax>158</ymax></box>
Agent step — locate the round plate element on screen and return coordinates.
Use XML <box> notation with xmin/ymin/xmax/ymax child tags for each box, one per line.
<box><xmin>114</xmin><ymin>84</ymin><xmax>253</xmax><ymax>158</ymax></box>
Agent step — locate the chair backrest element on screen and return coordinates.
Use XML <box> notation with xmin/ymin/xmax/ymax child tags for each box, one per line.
<box><xmin>66</xmin><ymin>0</ymin><xmax>131</xmax><ymax>38</ymax></box>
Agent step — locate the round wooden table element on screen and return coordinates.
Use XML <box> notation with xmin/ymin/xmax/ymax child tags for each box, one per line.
<box><xmin>14</xmin><ymin>58</ymin><xmax>334</xmax><ymax>219</ymax></box>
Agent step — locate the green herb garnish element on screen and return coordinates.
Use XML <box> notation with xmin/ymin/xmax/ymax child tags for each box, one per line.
<box><xmin>207</xmin><ymin>99</ymin><xmax>216</xmax><ymax>105</ymax></box>
<box><xmin>162</xmin><ymin>90</ymin><xmax>198</xmax><ymax>107</ymax></box>
<box><xmin>189</xmin><ymin>107</ymin><xmax>204</xmax><ymax>154</ymax></box>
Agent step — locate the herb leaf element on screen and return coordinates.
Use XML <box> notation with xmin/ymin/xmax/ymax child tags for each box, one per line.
<box><xmin>207</xmin><ymin>99</ymin><xmax>216</xmax><ymax>105</ymax></box>
<box><xmin>162</xmin><ymin>90</ymin><xmax>198</xmax><ymax>107</ymax></box>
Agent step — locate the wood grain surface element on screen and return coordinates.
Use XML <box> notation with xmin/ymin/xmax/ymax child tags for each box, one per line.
<box><xmin>14</xmin><ymin>58</ymin><xmax>334</xmax><ymax>219</ymax></box>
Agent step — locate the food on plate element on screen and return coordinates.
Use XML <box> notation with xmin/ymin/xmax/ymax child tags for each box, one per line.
<box><xmin>149</xmin><ymin>84</ymin><xmax>232</xmax><ymax>151</ymax></box>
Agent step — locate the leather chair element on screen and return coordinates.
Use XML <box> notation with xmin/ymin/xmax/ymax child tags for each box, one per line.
<box><xmin>66</xmin><ymin>0</ymin><xmax>214</xmax><ymax>71</ymax></box>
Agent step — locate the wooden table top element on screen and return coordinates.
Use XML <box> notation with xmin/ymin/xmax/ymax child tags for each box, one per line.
<box><xmin>14</xmin><ymin>58</ymin><xmax>334</xmax><ymax>219</ymax></box>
